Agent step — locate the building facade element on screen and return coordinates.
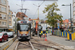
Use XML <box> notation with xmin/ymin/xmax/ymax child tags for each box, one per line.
<box><xmin>12</xmin><ymin>12</ymin><xmax>16</xmax><ymax>28</ymax></box>
<box><xmin>0</xmin><ymin>0</ymin><xmax>8</xmax><ymax>31</ymax></box>
<box><xmin>73</xmin><ymin>0</ymin><xmax>75</xmax><ymax>19</ymax></box>
<box><xmin>8</xmin><ymin>10</ymin><xmax>12</xmax><ymax>28</ymax></box>
<box><xmin>73</xmin><ymin>0</ymin><xmax>75</xmax><ymax>23</ymax></box>
<box><xmin>63</xmin><ymin>19</ymin><xmax>70</xmax><ymax>28</ymax></box>
<box><xmin>0</xmin><ymin>0</ymin><xmax>13</xmax><ymax>32</ymax></box>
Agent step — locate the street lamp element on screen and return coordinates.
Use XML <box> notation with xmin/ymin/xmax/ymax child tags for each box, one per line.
<box><xmin>62</xmin><ymin>3</ymin><xmax>72</xmax><ymax>31</ymax></box>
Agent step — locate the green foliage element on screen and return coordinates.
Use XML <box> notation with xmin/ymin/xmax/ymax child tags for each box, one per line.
<box><xmin>17</xmin><ymin>18</ymin><xmax>20</xmax><ymax>21</ymax></box>
<box><xmin>43</xmin><ymin>2</ymin><xmax>63</xmax><ymax>28</ymax></box>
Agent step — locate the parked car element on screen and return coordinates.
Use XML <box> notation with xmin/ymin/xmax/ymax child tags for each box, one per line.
<box><xmin>0</xmin><ymin>32</ymin><xmax>8</xmax><ymax>42</ymax></box>
<box><xmin>7</xmin><ymin>32</ymin><xmax>14</xmax><ymax>38</ymax></box>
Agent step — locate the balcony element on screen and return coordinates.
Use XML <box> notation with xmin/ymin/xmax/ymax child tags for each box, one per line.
<box><xmin>0</xmin><ymin>1</ymin><xmax>7</xmax><ymax>7</ymax></box>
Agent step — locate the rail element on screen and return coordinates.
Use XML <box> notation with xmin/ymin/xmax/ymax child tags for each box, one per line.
<box><xmin>29</xmin><ymin>41</ymin><xmax>35</xmax><ymax>50</ymax></box>
<box><xmin>15</xmin><ymin>41</ymin><xmax>35</xmax><ymax>50</ymax></box>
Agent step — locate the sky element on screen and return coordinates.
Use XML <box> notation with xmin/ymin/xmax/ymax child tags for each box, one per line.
<box><xmin>8</xmin><ymin>0</ymin><xmax>73</xmax><ymax>20</ymax></box>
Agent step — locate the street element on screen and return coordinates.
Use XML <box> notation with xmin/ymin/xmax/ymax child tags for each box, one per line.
<box><xmin>0</xmin><ymin>0</ymin><xmax>75</xmax><ymax>50</ymax></box>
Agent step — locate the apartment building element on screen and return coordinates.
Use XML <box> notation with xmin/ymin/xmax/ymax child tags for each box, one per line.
<box><xmin>8</xmin><ymin>10</ymin><xmax>12</xmax><ymax>28</ymax></box>
<box><xmin>12</xmin><ymin>12</ymin><xmax>16</xmax><ymax>28</ymax></box>
<box><xmin>0</xmin><ymin>0</ymin><xmax>13</xmax><ymax>32</ymax></box>
<box><xmin>0</xmin><ymin>0</ymin><xmax>8</xmax><ymax>32</ymax></box>
<box><xmin>73</xmin><ymin>0</ymin><xmax>75</xmax><ymax>23</ymax></box>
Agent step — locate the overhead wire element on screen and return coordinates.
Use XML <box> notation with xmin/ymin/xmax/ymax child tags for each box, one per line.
<box><xmin>39</xmin><ymin>0</ymin><xmax>45</xmax><ymax>7</ymax></box>
<box><xmin>32</xmin><ymin>0</ymin><xmax>45</xmax><ymax>19</ymax></box>
<box><xmin>32</xmin><ymin>8</ymin><xmax>38</xmax><ymax>19</ymax></box>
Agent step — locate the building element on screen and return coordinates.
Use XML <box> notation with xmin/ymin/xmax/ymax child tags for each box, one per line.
<box><xmin>16</xmin><ymin>12</ymin><xmax>28</xmax><ymax>20</ymax></box>
<box><xmin>62</xmin><ymin>19</ymin><xmax>71</xmax><ymax>28</ymax></box>
<box><xmin>8</xmin><ymin>10</ymin><xmax>12</xmax><ymax>27</ymax></box>
<box><xmin>0</xmin><ymin>0</ymin><xmax>13</xmax><ymax>32</ymax></box>
<box><xmin>29</xmin><ymin>18</ymin><xmax>40</xmax><ymax>28</ymax></box>
<box><xmin>11</xmin><ymin>12</ymin><xmax>16</xmax><ymax>31</ymax></box>
<box><xmin>12</xmin><ymin>12</ymin><xmax>16</xmax><ymax>28</ymax></box>
<box><xmin>0</xmin><ymin>0</ymin><xmax>9</xmax><ymax>32</ymax></box>
<box><xmin>73</xmin><ymin>0</ymin><xmax>75</xmax><ymax>21</ymax></box>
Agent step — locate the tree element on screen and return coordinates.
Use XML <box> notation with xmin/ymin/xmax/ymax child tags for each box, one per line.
<box><xmin>17</xmin><ymin>18</ymin><xmax>20</xmax><ymax>21</ymax></box>
<box><xmin>41</xmin><ymin>19</ymin><xmax>44</xmax><ymax>23</ymax></box>
<box><xmin>43</xmin><ymin>2</ymin><xmax>63</xmax><ymax>28</ymax></box>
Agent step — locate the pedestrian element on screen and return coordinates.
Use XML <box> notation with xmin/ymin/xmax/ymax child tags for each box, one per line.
<box><xmin>46</xmin><ymin>28</ymin><xmax>48</xmax><ymax>37</ymax></box>
<box><xmin>39</xmin><ymin>33</ymin><xmax>42</xmax><ymax>38</ymax></box>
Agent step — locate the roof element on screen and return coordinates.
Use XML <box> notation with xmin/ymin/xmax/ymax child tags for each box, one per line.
<box><xmin>63</xmin><ymin>19</ymin><xmax>69</xmax><ymax>23</ymax></box>
<box><xmin>16</xmin><ymin>12</ymin><xmax>28</xmax><ymax>17</ymax></box>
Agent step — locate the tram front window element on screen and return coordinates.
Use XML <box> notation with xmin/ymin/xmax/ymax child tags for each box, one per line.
<box><xmin>20</xmin><ymin>25</ymin><xmax>29</xmax><ymax>31</ymax></box>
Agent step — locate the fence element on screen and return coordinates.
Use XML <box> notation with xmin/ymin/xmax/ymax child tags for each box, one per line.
<box><xmin>53</xmin><ymin>30</ymin><xmax>75</xmax><ymax>41</ymax></box>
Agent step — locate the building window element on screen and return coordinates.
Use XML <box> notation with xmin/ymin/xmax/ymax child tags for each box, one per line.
<box><xmin>1</xmin><ymin>0</ymin><xmax>6</xmax><ymax>5</ymax></box>
<box><xmin>9</xmin><ymin>17</ymin><xmax>11</xmax><ymax>19</ymax></box>
<box><xmin>2</xmin><ymin>22</ymin><xmax>6</xmax><ymax>25</ymax></box>
<box><xmin>9</xmin><ymin>12</ymin><xmax>11</xmax><ymax>15</ymax></box>
<box><xmin>1</xmin><ymin>7</ymin><xmax>6</xmax><ymax>12</ymax></box>
<box><xmin>1</xmin><ymin>14</ymin><xmax>6</xmax><ymax>19</ymax></box>
<box><xmin>9</xmin><ymin>21</ymin><xmax>11</xmax><ymax>24</ymax></box>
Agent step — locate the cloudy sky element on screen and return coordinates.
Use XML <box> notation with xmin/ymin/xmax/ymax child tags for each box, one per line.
<box><xmin>8</xmin><ymin>0</ymin><xmax>73</xmax><ymax>20</ymax></box>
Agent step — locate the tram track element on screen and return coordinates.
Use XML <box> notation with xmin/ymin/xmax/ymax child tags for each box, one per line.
<box><xmin>15</xmin><ymin>41</ymin><xmax>35</xmax><ymax>50</ymax></box>
<box><xmin>14</xmin><ymin>36</ymin><xmax>69</xmax><ymax>50</ymax></box>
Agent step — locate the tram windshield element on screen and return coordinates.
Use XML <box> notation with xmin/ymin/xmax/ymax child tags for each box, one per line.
<box><xmin>20</xmin><ymin>25</ymin><xmax>29</xmax><ymax>31</ymax></box>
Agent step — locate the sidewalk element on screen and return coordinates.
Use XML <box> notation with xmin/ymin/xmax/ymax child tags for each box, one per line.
<box><xmin>47</xmin><ymin>34</ymin><xmax>75</xmax><ymax>48</ymax></box>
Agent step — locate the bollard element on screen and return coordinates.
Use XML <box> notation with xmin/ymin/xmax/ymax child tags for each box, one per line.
<box><xmin>74</xmin><ymin>32</ymin><xmax>75</xmax><ymax>39</ymax></box>
<box><xmin>64</xmin><ymin>31</ymin><xmax>66</xmax><ymax>37</ymax></box>
<box><xmin>63</xmin><ymin>31</ymin><xmax>65</xmax><ymax>37</ymax></box>
<box><xmin>71</xmin><ymin>33</ymin><xmax>74</xmax><ymax>41</ymax></box>
<box><xmin>66</xmin><ymin>32</ymin><xmax>68</xmax><ymax>37</ymax></box>
<box><xmin>67</xmin><ymin>32</ymin><xmax>75</xmax><ymax>41</ymax></box>
<box><xmin>67</xmin><ymin>32</ymin><xmax>70</xmax><ymax>40</ymax></box>
<box><xmin>61</xmin><ymin>32</ymin><xmax>63</xmax><ymax>37</ymax></box>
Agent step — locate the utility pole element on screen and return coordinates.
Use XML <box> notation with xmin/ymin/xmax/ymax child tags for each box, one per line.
<box><xmin>20</xmin><ymin>0</ymin><xmax>29</xmax><ymax>19</ymax></box>
<box><xmin>21</xmin><ymin>0</ymin><xmax>23</xmax><ymax>12</ymax></box>
<box><xmin>70</xmin><ymin>4</ymin><xmax>72</xmax><ymax>32</ymax></box>
<box><xmin>62</xmin><ymin>3</ymin><xmax>72</xmax><ymax>31</ymax></box>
